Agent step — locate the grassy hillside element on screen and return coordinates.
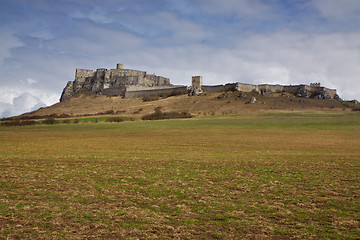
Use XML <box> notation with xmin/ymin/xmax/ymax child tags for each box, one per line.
<box><xmin>1</xmin><ymin>113</ymin><xmax>359</xmax><ymax>239</ymax></box>
<box><xmin>13</xmin><ymin>91</ymin><xmax>357</xmax><ymax>120</ymax></box>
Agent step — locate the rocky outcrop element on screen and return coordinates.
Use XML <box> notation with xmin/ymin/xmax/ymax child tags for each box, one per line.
<box><xmin>238</xmin><ymin>91</ymin><xmax>247</xmax><ymax>99</ymax></box>
<box><xmin>60</xmin><ymin>81</ymin><xmax>74</xmax><ymax>102</ymax></box>
<box><xmin>247</xmin><ymin>97</ymin><xmax>257</xmax><ymax>104</ymax></box>
<box><xmin>188</xmin><ymin>87</ymin><xmax>203</xmax><ymax>96</ymax></box>
<box><xmin>296</xmin><ymin>88</ymin><xmax>312</xmax><ymax>98</ymax></box>
<box><xmin>314</xmin><ymin>90</ymin><xmax>332</xmax><ymax>100</ymax></box>
<box><xmin>261</xmin><ymin>89</ymin><xmax>272</xmax><ymax>95</ymax></box>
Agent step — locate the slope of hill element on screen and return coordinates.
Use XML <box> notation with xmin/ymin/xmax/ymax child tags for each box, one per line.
<box><xmin>6</xmin><ymin>91</ymin><xmax>358</xmax><ymax>121</ymax></box>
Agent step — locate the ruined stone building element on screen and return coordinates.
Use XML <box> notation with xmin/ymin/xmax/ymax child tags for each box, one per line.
<box><xmin>60</xmin><ymin>64</ymin><xmax>187</xmax><ymax>102</ymax></box>
<box><xmin>60</xmin><ymin>63</ymin><xmax>338</xmax><ymax>102</ymax></box>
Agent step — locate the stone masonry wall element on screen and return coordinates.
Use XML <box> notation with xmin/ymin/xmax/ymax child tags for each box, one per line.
<box><xmin>124</xmin><ymin>86</ymin><xmax>187</xmax><ymax>98</ymax></box>
<box><xmin>235</xmin><ymin>83</ymin><xmax>258</xmax><ymax>92</ymax></box>
<box><xmin>199</xmin><ymin>80</ymin><xmax>337</xmax><ymax>99</ymax></box>
<box><xmin>258</xmin><ymin>84</ymin><xmax>284</xmax><ymax>93</ymax></box>
<box><xmin>202</xmin><ymin>83</ymin><xmax>237</xmax><ymax>93</ymax></box>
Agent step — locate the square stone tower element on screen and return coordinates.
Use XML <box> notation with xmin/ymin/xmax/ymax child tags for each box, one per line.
<box><xmin>192</xmin><ymin>76</ymin><xmax>203</xmax><ymax>89</ymax></box>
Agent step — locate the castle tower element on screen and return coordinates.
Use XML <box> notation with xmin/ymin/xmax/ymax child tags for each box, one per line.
<box><xmin>192</xmin><ymin>76</ymin><xmax>203</xmax><ymax>89</ymax></box>
<box><xmin>189</xmin><ymin>76</ymin><xmax>203</xmax><ymax>96</ymax></box>
<box><xmin>117</xmin><ymin>63</ymin><xmax>123</xmax><ymax>70</ymax></box>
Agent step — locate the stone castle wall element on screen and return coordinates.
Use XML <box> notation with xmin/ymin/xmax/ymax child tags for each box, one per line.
<box><xmin>201</xmin><ymin>83</ymin><xmax>237</xmax><ymax>93</ymax></box>
<box><xmin>125</xmin><ymin>86</ymin><xmax>187</xmax><ymax>98</ymax></box>
<box><xmin>235</xmin><ymin>83</ymin><xmax>259</xmax><ymax>92</ymax></box>
<box><xmin>258</xmin><ymin>84</ymin><xmax>284</xmax><ymax>93</ymax></box>
<box><xmin>194</xmin><ymin>80</ymin><xmax>337</xmax><ymax>99</ymax></box>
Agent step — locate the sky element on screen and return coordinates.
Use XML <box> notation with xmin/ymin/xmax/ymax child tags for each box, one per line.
<box><xmin>0</xmin><ymin>0</ymin><xmax>359</xmax><ymax>117</ymax></box>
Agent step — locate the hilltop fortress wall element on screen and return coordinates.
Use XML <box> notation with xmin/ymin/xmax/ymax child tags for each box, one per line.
<box><xmin>196</xmin><ymin>81</ymin><xmax>337</xmax><ymax>99</ymax></box>
<box><xmin>60</xmin><ymin>64</ymin><xmax>338</xmax><ymax>102</ymax></box>
<box><xmin>201</xmin><ymin>83</ymin><xmax>237</xmax><ymax>93</ymax></box>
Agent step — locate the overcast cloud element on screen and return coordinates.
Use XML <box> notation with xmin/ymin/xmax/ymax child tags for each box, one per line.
<box><xmin>0</xmin><ymin>0</ymin><xmax>359</xmax><ymax>117</ymax></box>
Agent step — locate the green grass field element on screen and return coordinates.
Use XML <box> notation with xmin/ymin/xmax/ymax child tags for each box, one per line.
<box><xmin>0</xmin><ymin>112</ymin><xmax>359</xmax><ymax>239</ymax></box>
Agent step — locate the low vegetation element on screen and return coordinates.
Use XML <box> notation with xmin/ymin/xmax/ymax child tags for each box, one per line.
<box><xmin>3</xmin><ymin>113</ymin><xmax>72</xmax><ymax>121</ymax></box>
<box><xmin>41</xmin><ymin>118</ymin><xmax>58</xmax><ymax>125</ymax></box>
<box><xmin>106</xmin><ymin>116</ymin><xmax>136</xmax><ymax>122</ymax></box>
<box><xmin>0</xmin><ymin>120</ymin><xmax>39</xmax><ymax>127</ymax></box>
<box><xmin>1</xmin><ymin>109</ymin><xmax>127</xmax><ymax>122</ymax></box>
<box><xmin>0</xmin><ymin>113</ymin><xmax>359</xmax><ymax>239</ymax></box>
<box><xmin>1</xmin><ymin>116</ymin><xmax>139</xmax><ymax>127</ymax></box>
<box><xmin>141</xmin><ymin>108</ymin><xmax>193</xmax><ymax>120</ymax></box>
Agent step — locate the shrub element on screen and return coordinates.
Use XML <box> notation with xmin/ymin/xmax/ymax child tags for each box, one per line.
<box><xmin>73</xmin><ymin>119</ymin><xmax>79</xmax><ymax>124</ymax></box>
<box><xmin>141</xmin><ymin>109</ymin><xmax>192</xmax><ymax>120</ymax></box>
<box><xmin>1</xmin><ymin>120</ymin><xmax>39</xmax><ymax>127</ymax></box>
<box><xmin>103</xmin><ymin>110</ymin><xmax>115</xmax><ymax>115</ymax></box>
<box><xmin>62</xmin><ymin>119</ymin><xmax>71</xmax><ymax>124</ymax></box>
<box><xmin>106</xmin><ymin>117</ymin><xmax>135</xmax><ymax>122</ymax></box>
<box><xmin>57</xmin><ymin>113</ymin><xmax>71</xmax><ymax>118</ymax></box>
<box><xmin>42</xmin><ymin>118</ymin><xmax>58</xmax><ymax>125</ymax></box>
<box><xmin>133</xmin><ymin>108</ymin><xmax>143</xmax><ymax>114</ymax></box>
<box><xmin>106</xmin><ymin>117</ymin><xmax>125</xmax><ymax>122</ymax></box>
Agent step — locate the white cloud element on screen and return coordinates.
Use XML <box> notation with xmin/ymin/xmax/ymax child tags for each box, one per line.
<box><xmin>26</xmin><ymin>78</ymin><xmax>38</xmax><ymax>85</ymax></box>
<box><xmin>0</xmin><ymin>102</ymin><xmax>16</xmax><ymax>118</ymax></box>
<box><xmin>0</xmin><ymin>86</ymin><xmax>58</xmax><ymax>106</ymax></box>
<box><xmin>0</xmin><ymin>29</ymin><xmax>23</xmax><ymax>64</ymax></box>
<box><xmin>44</xmin><ymin>21</ymin><xmax>144</xmax><ymax>58</ymax></box>
<box><xmin>144</xmin><ymin>12</ymin><xmax>210</xmax><ymax>43</ymax></box>
<box><xmin>0</xmin><ymin>92</ymin><xmax>47</xmax><ymax>118</ymax></box>
<box><xmin>197</xmin><ymin>0</ymin><xmax>274</xmax><ymax>19</ymax></box>
<box><xmin>311</xmin><ymin>0</ymin><xmax>360</xmax><ymax>21</ymax></box>
<box><xmin>71</xmin><ymin>6</ymin><xmax>114</xmax><ymax>24</ymax></box>
<box><xmin>129</xmin><ymin>30</ymin><xmax>360</xmax><ymax>100</ymax></box>
<box><xmin>12</xmin><ymin>93</ymin><xmax>46</xmax><ymax>114</ymax></box>
<box><xmin>20</xmin><ymin>78</ymin><xmax>38</xmax><ymax>85</ymax></box>
<box><xmin>0</xmin><ymin>0</ymin><xmax>359</xmax><ymax>119</ymax></box>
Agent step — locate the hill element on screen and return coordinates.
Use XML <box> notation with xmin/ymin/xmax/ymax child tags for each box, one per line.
<box><xmin>4</xmin><ymin>91</ymin><xmax>359</xmax><ymax>121</ymax></box>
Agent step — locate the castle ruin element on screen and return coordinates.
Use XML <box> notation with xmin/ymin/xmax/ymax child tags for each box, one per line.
<box><xmin>60</xmin><ymin>64</ymin><xmax>187</xmax><ymax>102</ymax></box>
<box><xmin>60</xmin><ymin>64</ymin><xmax>338</xmax><ymax>102</ymax></box>
<box><xmin>194</xmin><ymin>80</ymin><xmax>337</xmax><ymax>100</ymax></box>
